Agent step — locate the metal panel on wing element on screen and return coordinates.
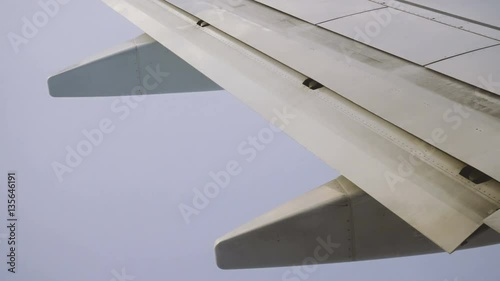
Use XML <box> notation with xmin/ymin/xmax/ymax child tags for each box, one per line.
<box><xmin>404</xmin><ymin>0</ymin><xmax>500</xmax><ymax>29</ymax></box>
<box><xmin>254</xmin><ymin>0</ymin><xmax>383</xmax><ymax>24</ymax></box>
<box><xmin>427</xmin><ymin>45</ymin><xmax>500</xmax><ymax>96</ymax></box>
<box><xmin>371</xmin><ymin>0</ymin><xmax>500</xmax><ymax>41</ymax></box>
<box><xmin>319</xmin><ymin>8</ymin><xmax>498</xmax><ymax>65</ymax></box>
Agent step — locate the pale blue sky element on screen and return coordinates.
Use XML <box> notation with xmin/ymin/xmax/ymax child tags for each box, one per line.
<box><xmin>1</xmin><ymin>1</ymin><xmax>499</xmax><ymax>281</ymax></box>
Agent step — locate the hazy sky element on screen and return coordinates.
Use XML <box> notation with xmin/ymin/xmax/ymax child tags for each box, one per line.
<box><xmin>1</xmin><ymin>1</ymin><xmax>500</xmax><ymax>281</ymax></box>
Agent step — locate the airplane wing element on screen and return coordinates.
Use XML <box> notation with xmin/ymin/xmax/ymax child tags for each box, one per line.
<box><xmin>49</xmin><ymin>0</ymin><xmax>500</xmax><ymax>269</ymax></box>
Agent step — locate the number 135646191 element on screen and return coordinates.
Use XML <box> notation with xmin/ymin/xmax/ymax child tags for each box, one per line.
<box><xmin>7</xmin><ymin>173</ymin><xmax>16</xmax><ymax>218</ymax></box>
<box><xmin>7</xmin><ymin>172</ymin><xmax>17</xmax><ymax>274</ymax></box>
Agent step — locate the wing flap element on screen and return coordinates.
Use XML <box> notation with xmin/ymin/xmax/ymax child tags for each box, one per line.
<box><xmin>216</xmin><ymin>176</ymin><xmax>500</xmax><ymax>269</ymax></box>
<box><xmin>162</xmin><ymin>0</ymin><xmax>500</xmax><ymax>183</ymax></box>
<box><xmin>102</xmin><ymin>0</ymin><xmax>500</xmax><ymax>253</ymax></box>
